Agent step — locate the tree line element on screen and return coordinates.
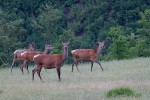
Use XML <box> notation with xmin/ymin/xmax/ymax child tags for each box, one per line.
<box><xmin>0</xmin><ymin>0</ymin><xmax>150</xmax><ymax>67</ymax></box>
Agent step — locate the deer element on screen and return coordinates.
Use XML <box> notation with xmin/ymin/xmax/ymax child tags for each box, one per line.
<box><xmin>32</xmin><ymin>42</ymin><xmax>69</xmax><ymax>82</ymax></box>
<box><xmin>71</xmin><ymin>41</ymin><xmax>105</xmax><ymax>72</ymax></box>
<box><xmin>11</xmin><ymin>42</ymin><xmax>35</xmax><ymax>73</ymax></box>
<box><xmin>20</xmin><ymin>43</ymin><xmax>53</xmax><ymax>74</ymax></box>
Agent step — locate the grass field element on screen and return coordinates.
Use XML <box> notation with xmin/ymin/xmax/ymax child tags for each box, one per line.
<box><xmin>0</xmin><ymin>57</ymin><xmax>150</xmax><ymax>100</ymax></box>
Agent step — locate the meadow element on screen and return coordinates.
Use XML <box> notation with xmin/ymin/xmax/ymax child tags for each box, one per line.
<box><xmin>0</xmin><ymin>57</ymin><xmax>150</xmax><ymax>100</ymax></box>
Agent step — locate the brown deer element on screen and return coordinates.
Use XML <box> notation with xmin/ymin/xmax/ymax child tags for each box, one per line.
<box><xmin>11</xmin><ymin>42</ymin><xmax>35</xmax><ymax>73</ymax></box>
<box><xmin>20</xmin><ymin>43</ymin><xmax>53</xmax><ymax>74</ymax></box>
<box><xmin>32</xmin><ymin>42</ymin><xmax>69</xmax><ymax>82</ymax></box>
<box><xmin>71</xmin><ymin>41</ymin><xmax>105</xmax><ymax>72</ymax></box>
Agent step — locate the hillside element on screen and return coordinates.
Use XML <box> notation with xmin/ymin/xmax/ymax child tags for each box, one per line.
<box><xmin>0</xmin><ymin>0</ymin><xmax>150</xmax><ymax>66</ymax></box>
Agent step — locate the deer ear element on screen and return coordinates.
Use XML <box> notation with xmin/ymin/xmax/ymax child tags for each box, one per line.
<box><xmin>97</xmin><ymin>41</ymin><xmax>101</xmax><ymax>44</ymax></box>
<box><xmin>45</xmin><ymin>42</ymin><xmax>48</xmax><ymax>47</ymax></box>
<box><xmin>30</xmin><ymin>42</ymin><xmax>34</xmax><ymax>46</ymax></box>
<box><xmin>67</xmin><ymin>41</ymin><xmax>70</xmax><ymax>45</ymax></box>
<box><xmin>62</xmin><ymin>41</ymin><xmax>69</xmax><ymax>45</ymax></box>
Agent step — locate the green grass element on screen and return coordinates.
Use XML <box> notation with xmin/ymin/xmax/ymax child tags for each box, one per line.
<box><xmin>0</xmin><ymin>57</ymin><xmax>150</xmax><ymax>100</ymax></box>
<box><xmin>106</xmin><ymin>87</ymin><xmax>140</xmax><ymax>97</ymax></box>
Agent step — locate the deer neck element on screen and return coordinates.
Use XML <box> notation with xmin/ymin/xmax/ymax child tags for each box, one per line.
<box><xmin>43</xmin><ymin>49</ymin><xmax>49</xmax><ymax>55</ymax></box>
<box><xmin>26</xmin><ymin>49</ymin><xmax>29</xmax><ymax>51</ymax></box>
<box><xmin>96</xmin><ymin>46</ymin><xmax>102</xmax><ymax>57</ymax></box>
<box><xmin>62</xmin><ymin>47</ymin><xmax>68</xmax><ymax>62</ymax></box>
<box><xmin>27</xmin><ymin>47</ymin><xmax>30</xmax><ymax>51</ymax></box>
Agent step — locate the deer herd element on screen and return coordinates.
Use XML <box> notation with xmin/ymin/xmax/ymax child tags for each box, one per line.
<box><xmin>11</xmin><ymin>40</ymin><xmax>106</xmax><ymax>82</ymax></box>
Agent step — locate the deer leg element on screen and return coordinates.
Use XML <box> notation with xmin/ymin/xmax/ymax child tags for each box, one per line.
<box><xmin>20</xmin><ymin>64</ymin><xmax>24</xmax><ymax>74</ymax></box>
<box><xmin>37</xmin><ymin>67</ymin><xmax>43</xmax><ymax>83</ymax></box>
<box><xmin>56</xmin><ymin>68</ymin><xmax>61</xmax><ymax>82</ymax></box>
<box><xmin>32</xmin><ymin>68</ymin><xmax>37</xmax><ymax>81</ymax></box>
<box><xmin>20</xmin><ymin>61</ymin><xmax>27</xmax><ymax>74</ymax></box>
<box><xmin>75</xmin><ymin>61</ymin><xmax>80</xmax><ymax>72</ymax></box>
<box><xmin>11</xmin><ymin>57</ymin><xmax>16</xmax><ymax>73</ymax></box>
<box><xmin>72</xmin><ymin>61</ymin><xmax>75</xmax><ymax>72</ymax></box>
<box><xmin>95</xmin><ymin>61</ymin><xmax>103</xmax><ymax>71</ymax></box>
<box><xmin>91</xmin><ymin>61</ymin><xmax>94</xmax><ymax>72</ymax></box>
<box><xmin>25</xmin><ymin>62</ymin><xmax>29</xmax><ymax>73</ymax></box>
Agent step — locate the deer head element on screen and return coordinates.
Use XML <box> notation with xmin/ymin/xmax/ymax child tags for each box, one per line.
<box><xmin>62</xmin><ymin>41</ymin><xmax>69</xmax><ymax>61</ymax></box>
<box><xmin>96</xmin><ymin>41</ymin><xmax>105</xmax><ymax>56</ymax></box>
<box><xmin>98</xmin><ymin>41</ymin><xmax>105</xmax><ymax>48</ymax></box>
<box><xmin>29</xmin><ymin>42</ymin><xmax>35</xmax><ymax>51</ymax></box>
<box><xmin>43</xmin><ymin>43</ymin><xmax>53</xmax><ymax>54</ymax></box>
<box><xmin>62</xmin><ymin>41</ymin><xmax>69</xmax><ymax>49</ymax></box>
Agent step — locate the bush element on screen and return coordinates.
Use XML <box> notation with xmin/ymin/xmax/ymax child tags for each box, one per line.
<box><xmin>106</xmin><ymin>87</ymin><xmax>141</xmax><ymax>97</ymax></box>
<box><xmin>0</xmin><ymin>52</ymin><xmax>8</xmax><ymax>67</ymax></box>
<box><xmin>0</xmin><ymin>63</ymin><xmax>9</xmax><ymax>69</ymax></box>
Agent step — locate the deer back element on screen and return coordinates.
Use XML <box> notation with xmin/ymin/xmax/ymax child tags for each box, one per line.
<box><xmin>34</xmin><ymin>54</ymin><xmax>63</xmax><ymax>69</ymax></box>
<box><xmin>71</xmin><ymin>49</ymin><xmax>97</xmax><ymax>60</ymax></box>
<box><xmin>14</xmin><ymin>42</ymin><xmax>35</xmax><ymax>59</ymax></box>
<box><xmin>21</xmin><ymin>51</ymin><xmax>42</xmax><ymax>61</ymax></box>
<box><xmin>13</xmin><ymin>49</ymin><xmax>27</xmax><ymax>60</ymax></box>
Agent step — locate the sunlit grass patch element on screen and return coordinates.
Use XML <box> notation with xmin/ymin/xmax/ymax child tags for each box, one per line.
<box><xmin>106</xmin><ymin>87</ymin><xmax>141</xmax><ymax>97</ymax></box>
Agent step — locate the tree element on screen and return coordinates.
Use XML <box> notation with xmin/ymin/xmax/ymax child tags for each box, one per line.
<box><xmin>0</xmin><ymin>9</ymin><xmax>26</xmax><ymax>66</ymax></box>
<box><xmin>106</xmin><ymin>26</ymin><xmax>130</xmax><ymax>60</ymax></box>
<box><xmin>32</xmin><ymin>4</ymin><xmax>65</xmax><ymax>43</ymax></box>
<box><xmin>135</xmin><ymin>9</ymin><xmax>150</xmax><ymax>57</ymax></box>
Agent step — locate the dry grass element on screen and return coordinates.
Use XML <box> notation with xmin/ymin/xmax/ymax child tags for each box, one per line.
<box><xmin>0</xmin><ymin>57</ymin><xmax>150</xmax><ymax>100</ymax></box>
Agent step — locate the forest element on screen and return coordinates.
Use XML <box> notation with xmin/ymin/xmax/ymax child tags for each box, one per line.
<box><xmin>0</xmin><ymin>0</ymin><xmax>150</xmax><ymax>67</ymax></box>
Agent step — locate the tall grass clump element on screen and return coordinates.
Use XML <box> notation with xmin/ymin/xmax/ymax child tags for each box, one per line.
<box><xmin>106</xmin><ymin>87</ymin><xmax>141</xmax><ymax>97</ymax></box>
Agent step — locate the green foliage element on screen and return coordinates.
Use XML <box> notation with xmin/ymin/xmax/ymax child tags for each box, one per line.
<box><xmin>0</xmin><ymin>8</ymin><xmax>25</xmax><ymax>66</ymax></box>
<box><xmin>106</xmin><ymin>27</ymin><xmax>130</xmax><ymax>60</ymax></box>
<box><xmin>0</xmin><ymin>0</ymin><xmax>150</xmax><ymax>67</ymax></box>
<box><xmin>106</xmin><ymin>87</ymin><xmax>141</xmax><ymax>97</ymax></box>
<box><xmin>135</xmin><ymin>9</ymin><xmax>150</xmax><ymax>57</ymax></box>
<box><xmin>32</xmin><ymin>4</ymin><xmax>64</xmax><ymax>42</ymax></box>
<box><xmin>130</xmin><ymin>39</ymin><xmax>150</xmax><ymax>57</ymax></box>
<box><xmin>59</xmin><ymin>29</ymin><xmax>74</xmax><ymax>42</ymax></box>
<box><xmin>0</xmin><ymin>52</ymin><xmax>7</xmax><ymax>67</ymax></box>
